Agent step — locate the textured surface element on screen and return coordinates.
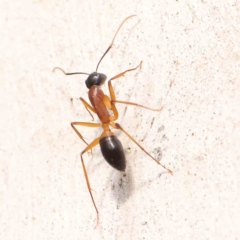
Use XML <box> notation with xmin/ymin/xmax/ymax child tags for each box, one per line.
<box><xmin>1</xmin><ymin>0</ymin><xmax>240</xmax><ymax>239</ymax></box>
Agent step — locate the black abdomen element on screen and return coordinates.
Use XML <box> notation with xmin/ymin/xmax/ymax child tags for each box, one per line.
<box><xmin>99</xmin><ymin>136</ymin><xmax>126</xmax><ymax>171</ymax></box>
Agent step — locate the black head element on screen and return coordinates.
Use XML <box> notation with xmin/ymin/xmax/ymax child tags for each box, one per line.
<box><xmin>85</xmin><ymin>72</ymin><xmax>107</xmax><ymax>89</ymax></box>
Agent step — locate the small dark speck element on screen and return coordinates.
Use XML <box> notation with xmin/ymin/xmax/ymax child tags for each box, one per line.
<box><xmin>119</xmin><ymin>178</ymin><xmax>123</xmax><ymax>188</ymax></box>
<box><xmin>154</xmin><ymin>147</ymin><xmax>162</xmax><ymax>160</ymax></box>
<box><xmin>158</xmin><ymin>125</ymin><xmax>165</xmax><ymax>132</ymax></box>
<box><xmin>150</xmin><ymin>117</ymin><xmax>155</xmax><ymax>128</ymax></box>
<box><xmin>162</xmin><ymin>134</ymin><xmax>167</xmax><ymax>140</ymax></box>
<box><xmin>173</xmin><ymin>60</ymin><xmax>179</xmax><ymax>66</ymax></box>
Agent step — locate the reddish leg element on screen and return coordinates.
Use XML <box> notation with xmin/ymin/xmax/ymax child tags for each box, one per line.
<box><xmin>107</xmin><ymin>61</ymin><xmax>143</xmax><ymax>121</ymax></box>
<box><xmin>110</xmin><ymin>121</ymin><xmax>172</xmax><ymax>174</ymax></box>
<box><xmin>71</xmin><ymin>122</ymin><xmax>101</xmax><ymax>146</ymax></box>
<box><xmin>71</xmin><ymin>122</ymin><xmax>103</xmax><ymax>226</ymax></box>
<box><xmin>112</xmin><ymin>100</ymin><xmax>163</xmax><ymax>112</ymax></box>
<box><xmin>79</xmin><ymin>97</ymin><xmax>96</xmax><ymax>121</ymax></box>
<box><xmin>108</xmin><ymin>61</ymin><xmax>164</xmax><ymax>112</ymax></box>
<box><xmin>80</xmin><ymin>137</ymin><xmax>101</xmax><ymax>227</ymax></box>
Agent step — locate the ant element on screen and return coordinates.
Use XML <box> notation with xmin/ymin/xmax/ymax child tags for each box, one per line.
<box><xmin>54</xmin><ymin>15</ymin><xmax>172</xmax><ymax>225</ymax></box>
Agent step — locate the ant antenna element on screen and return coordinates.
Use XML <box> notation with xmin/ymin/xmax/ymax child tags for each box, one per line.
<box><xmin>53</xmin><ymin>15</ymin><xmax>136</xmax><ymax>77</ymax></box>
<box><xmin>53</xmin><ymin>67</ymin><xmax>89</xmax><ymax>76</ymax></box>
<box><xmin>95</xmin><ymin>14</ymin><xmax>136</xmax><ymax>72</ymax></box>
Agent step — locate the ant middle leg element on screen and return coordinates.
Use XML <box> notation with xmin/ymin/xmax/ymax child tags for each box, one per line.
<box><xmin>110</xmin><ymin>121</ymin><xmax>172</xmax><ymax>174</ymax></box>
<box><xmin>112</xmin><ymin>100</ymin><xmax>163</xmax><ymax>112</ymax></box>
<box><xmin>71</xmin><ymin>122</ymin><xmax>102</xmax><ymax>146</ymax></box>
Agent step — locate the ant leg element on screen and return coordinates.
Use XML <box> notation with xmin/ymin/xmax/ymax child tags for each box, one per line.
<box><xmin>107</xmin><ymin>61</ymin><xmax>164</xmax><ymax>112</ymax></box>
<box><xmin>101</xmin><ymin>94</ymin><xmax>119</xmax><ymax>121</ymax></box>
<box><xmin>107</xmin><ymin>61</ymin><xmax>142</xmax><ymax>121</ymax></box>
<box><xmin>110</xmin><ymin>122</ymin><xmax>172</xmax><ymax>174</ymax></box>
<box><xmin>112</xmin><ymin>79</ymin><xmax>175</xmax><ymax>112</ymax></box>
<box><xmin>80</xmin><ymin>137</ymin><xmax>101</xmax><ymax>227</ymax></box>
<box><xmin>71</xmin><ymin>122</ymin><xmax>102</xmax><ymax>146</ymax></box>
<box><xmin>79</xmin><ymin>97</ymin><xmax>96</xmax><ymax>121</ymax></box>
<box><xmin>108</xmin><ymin>61</ymin><xmax>142</xmax><ymax>101</ymax></box>
<box><xmin>112</xmin><ymin>100</ymin><xmax>163</xmax><ymax>112</ymax></box>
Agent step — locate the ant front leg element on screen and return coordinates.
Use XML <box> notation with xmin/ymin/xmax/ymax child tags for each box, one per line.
<box><xmin>108</xmin><ymin>61</ymin><xmax>163</xmax><ymax>112</ymax></box>
<box><xmin>108</xmin><ymin>61</ymin><xmax>142</xmax><ymax>101</ymax></box>
<box><xmin>107</xmin><ymin>61</ymin><xmax>142</xmax><ymax>120</ymax></box>
<box><xmin>79</xmin><ymin>97</ymin><xmax>96</xmax><ymax>121</ymax></box>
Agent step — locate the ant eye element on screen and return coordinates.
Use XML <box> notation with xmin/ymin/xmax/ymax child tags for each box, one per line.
<box><xmin>85</xmin><ymin>72</ymin><xmax>107</xmax><ymax>88</ymax></box>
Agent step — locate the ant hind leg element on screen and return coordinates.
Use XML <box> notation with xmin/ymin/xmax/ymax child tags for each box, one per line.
<box><xmin>110</xmin><ymin>122</ymin><xmax>172</xmax><ymax>174</ymax></box>
<box><xmin>80</xmin><ymin>137</ymin><xmax>101</xmax><ymax>227</ymax></box>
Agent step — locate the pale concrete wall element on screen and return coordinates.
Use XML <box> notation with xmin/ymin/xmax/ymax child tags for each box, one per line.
<box><xmin>1</xmin><ymin>0</ymin><xmax>239</xmax><ymax>239</ymax></box>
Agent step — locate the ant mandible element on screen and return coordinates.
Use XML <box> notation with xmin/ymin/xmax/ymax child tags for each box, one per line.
<box><xmin>54</xmin><ymin>15</ymin><xmax>172</xmax><ymax>225</ymax></box>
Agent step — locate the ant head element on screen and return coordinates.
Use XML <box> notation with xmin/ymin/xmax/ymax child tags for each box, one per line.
<box><xmin>85</xmin><ymin>72</ymin><xmax>107</xmax><ymax>89</ymax></box>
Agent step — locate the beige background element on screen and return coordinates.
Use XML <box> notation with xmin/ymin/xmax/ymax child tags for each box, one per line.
<box><xmin>1</xmin><ymin>0</ymin><xmax>240</xmax><ymax>239</ymax></box>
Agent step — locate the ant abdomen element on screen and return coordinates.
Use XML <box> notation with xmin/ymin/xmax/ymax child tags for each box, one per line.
<box><xmin>99</xmin><ymin>135</ymin><xmax>126</xmax><ymax>171</ymax></box>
